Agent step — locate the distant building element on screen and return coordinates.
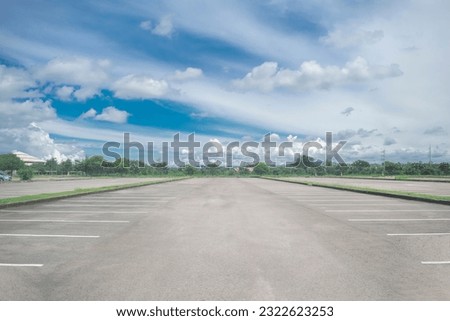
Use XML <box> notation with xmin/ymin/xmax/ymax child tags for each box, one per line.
<box><xmin>12</xmin><ymin>151</ymin><xmax>46</xmax><ymax>166</ymax></box>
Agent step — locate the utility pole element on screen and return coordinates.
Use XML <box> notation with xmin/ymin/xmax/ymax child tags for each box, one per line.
<box><xmin>381</xmin><ymin>149</ymin><xmax>385</xmax><ymax>176</ymax></box>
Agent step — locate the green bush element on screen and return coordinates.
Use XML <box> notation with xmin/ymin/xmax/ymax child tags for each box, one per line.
<box><xmin>17</xmin><ymin>167</ymin><xmax>34</xmax><ymax>181</ymax></box>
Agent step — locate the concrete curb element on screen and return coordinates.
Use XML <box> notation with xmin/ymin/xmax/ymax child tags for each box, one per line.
<box><xmin>260</xmin><ymin>177</ymin><xmax>450</xmax><ymax>206</ymax></box>
<box><xmin>0</xmin><ymin>177</ymin><xmax>190</xmax><ymax>209</ymax></box>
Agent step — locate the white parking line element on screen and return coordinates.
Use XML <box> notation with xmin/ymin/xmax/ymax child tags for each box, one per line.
<box><xmin>387</xmin><ymin>233</ymin><xmax>450</xmax><ymax>236</ymax></box>
<box><xmin>349</xmin><ymin>218</ymin><xmax>450</xmax><ymax>222</ymax></box>
<box><xmin>327</xmin><ymin>209</ymin><xmax>450</xmax><ymax>212</ymax></box>
<box><xmin>43</xmin><ymin>202</ymin><xmax>167</xmax><ymax>206</ymax></box>
<box><xmin>0</xmin><ymin>263</ymin><xmax>43</xmax><ymax>267</ymax></box>
<box><xmin>421</xmin><ymin>261</ymin><xmax>450</xmax><ymax>265</ymax></box>
<box><xmin>0</xmin><ymin>219</ymin><xmax>129</xmax><ymax>223</ymax></box>
<box><xmin>317</xmin><ymin>204</ymin><xmax>415</xmax><ymax>206</ymax></box>
<box><xmin>0</xmin><ymin>210</ymin><xmax>147</xmax><ymax>214</ymax></box>
<box><xmin>0</xmin><ymin>234</ymin><xmax>100</xmax><ymax>238</ymax></box>
<box><xmin>85</xmin><ymin>197</ymin><xmax>175</xmax><ymax>199</ymax></box>
<box><xmin>290</xmin><ymin>199</ymin><xmax>392</xmax><ymax>201</ymax></box>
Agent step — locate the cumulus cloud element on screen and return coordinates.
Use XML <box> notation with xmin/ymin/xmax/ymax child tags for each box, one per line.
<box><xmin>34</xmin><ymin>57</ymin><xmax>110</xmax><ymax>101</ymax></box>
<box><xmin>55</xmin><ymin>85</ymin><xmax>75</xmax><ymax>101</ymax></box>
<box><xmin>341</xmin><ymin>107</ymin><xmax>354</xmax><ymax>116</ymax></box>
<box><xmin>320</xmin><ymin>29</ymin><xmax>384</xmax><ymax>48</ymax></box>
<box><xmin>140</xmin><ymin>15</ymin><xmax>174</xmax><ymax>37</ymax></box>
<box><xmin>0</xmin><ymin>99</ymin><xmax>57</xmax><ymax>128</ymax></box>
<box><xmin>173</xmin><ymin>67</ymin><xmax>203</xmax><ymax>80</ymax></box>
<box><xmin>424</xmin><ymin>126</ymin><xmax>447</xmax><ymax>136</ymax></box>
<box><xmin>0</xmin><ymin>123</ymin><xmax>84</xmax><ymax>162</ymax></box>
<box><xmin>112</xmin><ymin>74</ymin><xmax>169</xmax><ymax>99</ymax></box>
<box><xmin>79</xmin><ymin>108</ymin><xmax>97</xmax><ymax>120</ymax></box>
<box><xmin>233</xmin><ymin>57</ymin><xmax>402</xmax><ymax>92</ymax></box>
<box><xmin>79</xmin><ymin>106</ymin><xmax>131</xmax><ymax>124</ymax></box>
<box><xmin>0</xmin><ymin>65</ymin><xmax>36</xmax><ymax>99</ymax></box>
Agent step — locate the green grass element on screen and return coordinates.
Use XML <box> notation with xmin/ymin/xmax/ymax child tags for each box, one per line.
<box><xmin>261</xmin><ymin>177</ymin><xmax>450</xmax><ymax>205</ymax></box>
<box><xmin>0</xmin><ymin>177</ymin><xmax>189</xmax><ymax>208</ymax></box>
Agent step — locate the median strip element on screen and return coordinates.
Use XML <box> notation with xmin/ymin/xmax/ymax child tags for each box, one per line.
<box><xmin>0</xmin><ymin>177</ymin><xmax>189</xmax><ymax>208</ymax></box>
<box><xmin>260</xmin><ymin>177</ymin><xmax>450</xmax><ymax>205</ymax></box>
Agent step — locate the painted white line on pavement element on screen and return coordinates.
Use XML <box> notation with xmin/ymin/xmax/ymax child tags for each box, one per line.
<box><xmin>43</xmin><ymin>202</ymin><xmax>167</xmax><ymax>206</ymax></box>
<box><xmin>349</xmin><ymin>218</ymin><xmax>450</xmax><ymax>222</ymax></box>
<box><xmin>0</xmin><ymin>263</ymin><xmax>43</xmax><ymax>267</ymax></box>
<box><xmin>0</xmin><ymin>234</ymin><xmax>100</xmax><ymax>238</ymax></box>
<box><xmin>0</xmin><ymin>210</ymin><xmax>147</xmax><ymax>214</ymax></box>
<box><xmin>387</xmin><ymin>233</ymin><xmax>450</xmax><ymax>236</ymax></box>
<box><xmin>85</xmin><ymin>196</ymin><xmax>176</xmax><ymax>199</ymax></box>
<box><xmin>0</xmin><ymin>219</ymin><xmax>129</xmax><ymax>223</ymax></box>
<box><xmin>327</xmin><ymin>209</ymin><xmax>450</xmax><ymax>212</ymax></box>
<box><xmin>421</xmin><ymin>261</ymin><xmax>450</xmax><ymax>265</ymax></box>
<box><xmin>317</xmin><ymin>204</ymin><xmax>414</xmax><ymax>206</ymax></box>
<box><xmin>293</xmin><ymin>199</ymin><xmax>387</xmax><ymax>201</ymax></box>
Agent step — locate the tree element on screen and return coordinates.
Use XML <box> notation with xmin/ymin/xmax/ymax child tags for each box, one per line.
<box><xmin>184</xmin><ymin>164</ymin><xmax>197</xmax><ymax>175</ymax></box>
<box><xmin>253</xmin><ymin>162</ymin><xmax>270</xmax><ymax>175</ymax></box>
<box><xmin>17</xmin><ymin>167</ymin><xmax>33</xmax><ymax>181</ymax></box>
<box><xmin>44</xmin><ymin>158</ymin><xmax>58</xmax><ymax>174</ymax></box>
<box><xmin>0</xmin><ymin>154</ymin><xmax>25</xmax><ymax>175</ymax></box>
<box><xmin>384</xmin><ymin>161</ymin><xmax>402</xmax><ymax>175</ymax></box>
<box><xmin>438</xmin><ymin>162</ymin><xmax>449</xmax><ymax>175</ymax></box>
<box><xmin>60</xmin><ymin>159</ymin><xmax>73</xmax><ymax>174</ymax></box>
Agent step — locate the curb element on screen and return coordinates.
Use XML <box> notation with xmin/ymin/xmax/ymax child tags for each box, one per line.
<box><xmin>0</xmin><ymin>177</ymin><xmax>189</xmax><ymax>209</ymax></box>
<box><xmin>260</xmin><ymin>177</ymin><xmax>450</xmax><ymax>206</ymax></box>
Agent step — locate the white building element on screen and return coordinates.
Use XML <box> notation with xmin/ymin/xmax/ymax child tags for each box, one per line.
<box><xmin>13</xmin><ymin>151</ymin><xmax>46</xmax><ymax>166</ymax></box>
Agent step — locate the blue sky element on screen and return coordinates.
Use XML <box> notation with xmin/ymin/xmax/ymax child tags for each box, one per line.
<box><xmin>0</xmin><ymin>0</ymin><xmax>449</xmax><ymax>164</ymax></box>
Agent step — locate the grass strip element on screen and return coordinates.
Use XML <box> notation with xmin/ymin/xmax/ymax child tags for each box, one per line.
<box><xmin>0</xmin><ymin>177</ymin><xmax>189</xmax><ymax>208</ymax></box>
<box><xmin>260</xmin><ymin>177</ymin><xmax>450</xmax><ymax>205</ymax></box>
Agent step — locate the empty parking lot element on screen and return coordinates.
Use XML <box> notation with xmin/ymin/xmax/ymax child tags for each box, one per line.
<box><xmin>0</xmin><ymin>178</ymin><xmax>449</xmax><ymax>300</ymax></box>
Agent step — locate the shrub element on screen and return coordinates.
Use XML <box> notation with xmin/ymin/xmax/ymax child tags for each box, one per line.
<box><xmin>17</xmin><ymin>167</ymin><xmax>34</xmax><ymax>181</ymax></box>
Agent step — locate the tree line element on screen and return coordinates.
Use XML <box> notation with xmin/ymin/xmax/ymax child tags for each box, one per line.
<box><xmin>0</xmin><ymin>153</ymin><xmax>448</xmax><ymax>178</ymax></box>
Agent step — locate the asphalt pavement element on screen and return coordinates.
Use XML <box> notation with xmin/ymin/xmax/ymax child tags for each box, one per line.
<box><xmin>0</xmin><ymin>178</ymin><xmax>449</xmax><ymax>300</ymax></box>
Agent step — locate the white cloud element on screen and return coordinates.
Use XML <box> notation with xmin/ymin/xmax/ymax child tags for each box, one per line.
<box><xmin>153</xmin><ymin>15</ymin><xmax>174</xmax><ymax>37</ymax></box>
<box><xmin>95</xmin><ymin>106</ymin><xmax>130</xmax><ymax>124</ymax></box>
<box><xmin>140</xmin><ymin>15</ymin><xmax>174</xmax><ymax>37</ymax></box>
<box><xmin>139</xmin><ymin>20</ymin><xmax>152</xmax><ymax>31</ymax></box>
<box><xmin>80</xmin><ymin>106</ymin><xmax>130</xmax><ymax>124</ymax></box>
<box><xmin>173</xmin><ymin>67</ymin><xmax>203</xmax><ymax>80</ymax></box>
<box><xmin>320</xmin><ymin>29</ymin><xmax>384</xmax><ymax>48</ymax></box>
<box><xmin>34</xmin><ymin>57</ymin><xmax>110</xmax><ymax>101</ymax></box>
<box><xmin>112</xmin><ymin>74</ymin><xmax>169</xmax><ymax>99</ymax></box>
<box><xmin>0</xmin><ymin>99</ymin><xmax>57</xmax><ymax>128</ymax></box>
<box><xmin>0</xmin><ymin>65</ymin><xmax>36</xmax><ymax>99</ymax></box>
<box><xmin>0</xmin><ymin>122</ymin><xmax>84</xmax><ymax>162</ymax></box>
<box><xmin>55</xmin><ymin>85</ymin><xmax>75</xmax><ymax>101</ymax></box>
<box><xmin>79</xmin><ymin>108</ymin><xmax>97</xmax><ymax>120</ymax></box>
<box><xmin>233</xmin><ymin>57</ymin><xmax>402</xmax><ymax>92</ymax></box>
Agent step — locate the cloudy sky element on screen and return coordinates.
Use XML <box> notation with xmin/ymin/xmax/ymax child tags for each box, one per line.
<box><xmin>0</xmin><ymin>0</ymin><xmax>448</xmax><ymax>164</ymax></box>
